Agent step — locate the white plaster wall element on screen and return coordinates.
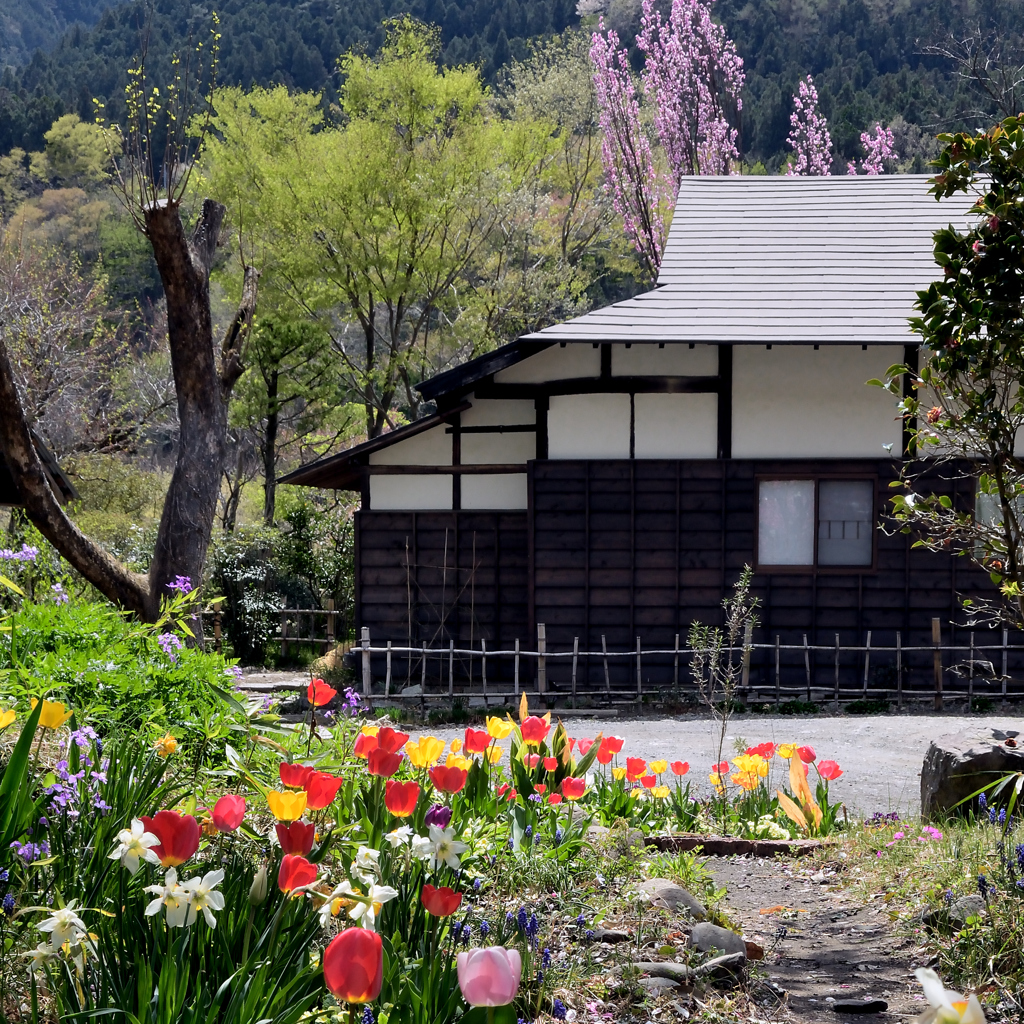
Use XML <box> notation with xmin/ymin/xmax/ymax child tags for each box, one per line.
<box><xmin>613</xmin><ymin>344</ymin><xmax>718</xmax><ymax>376</ymax></box>
<box><xmin>732</xmin><ymin>346</ymin><xmax>903</xmax><ymax>458</ymax></box>
<box><xmin>368</xmin><ymin>425</ymin><xmax>452</xmax><ymax>466</ymax></box>
<box><xmin>369</xmin><ymin>475</ymin><xmax>452</xmax><ymax>510</ymax></box>
<box><xmin>461</xmin><ymin>431</ymin><xmax>537</xmax><ymax>464</ymax></box>
<box><xmin>549</xmin><ymin>394</ymin><xmax>631</xmax><ymax>459</ymax></box>
<box><xmin>461</xmin><ymin>474</ymin><xmax>528</xmax><ymax>510</ymax></box>
<box><xmin>494</xmin><ymin>344</ymin><xmax>600</xmax><ymax>384</ymax></box>
<box><xmin>461</xmin><ymin>397</ymin><xmax>536</xmax><ymax>426</ymax></box>
<box><xmin>634</xmin><ymin>393</ymin><xmax>718</xmax><ymax>457</ymax></box>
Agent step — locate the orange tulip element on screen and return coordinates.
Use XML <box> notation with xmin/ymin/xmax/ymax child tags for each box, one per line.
<box><xmin>385</xmin><ymin>779</ymin><xmax>420</xmax><ymax>817</ymax></box>
<box><xmin>304</xmin><ymin>771</ymin><xmax>344</xmax><ymax>809</ymax></box>
<box><xmin>324</xmin><ymin>928</ymin><xmax>383</xmax><ymax>1003</ymax></box>
<box><xmin>376</xmin><ymin>726</ymin><xmax>410</xmax><ymax>755</ymax></box>
<box><xmin>464</xmin><ymin>728</ymin><xmax>491</xmax><ymax>755</ymax></box>
<box><xmin>307</xmin><ymin>677</ymin><xmax>337</xmax><ymax>707</ymax></box>
<box><xmin>670</xmin><ymin>761</ymin><xmax>690</xmax><ymax>776</ymax></box>
<box><xmin>625</xmin><ymin>757</ymin><xmax>647</xmax><ymax>781</ymax></box>
<box><xmin>547</xmin><ymin>793</ymin><xmax>563</xmax><ymax>805</ymax></box>
<box><xmin>278</xmin><ymin>853</ymin><xmax>317</xmax><ymax>892</ymax></box>
<box><xmin>429</xmin><ymin>765</ymin><xmax>468</xmax><ymax>794</ymax></box>
<box><xmin>640</xmin><ymin>774</ymin><xmax>657</xmax><ymax>789</ymax></box>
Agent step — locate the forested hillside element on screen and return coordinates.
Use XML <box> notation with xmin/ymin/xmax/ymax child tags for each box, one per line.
<box><xmin>1</xmin><ymin>0</ymin><xmax>1023</xmax><ymax>164</ymax></box>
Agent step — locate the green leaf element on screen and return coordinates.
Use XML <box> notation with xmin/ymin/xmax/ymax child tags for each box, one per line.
<box><xmin>0</xmin><ymin>574</ymin><xmax>25</xmax><ymax>596</ymax></box>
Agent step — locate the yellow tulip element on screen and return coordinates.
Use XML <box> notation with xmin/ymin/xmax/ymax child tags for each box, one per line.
<box><xmin>450</xmin><ymin>739</ymin><xmax>463</xmax><ymax>753</ymax></box>
<box><xmin>361</xmin><ymin>725</ymin><xmax>380</xmax><ymax>737</ymax></box>
<box><xmin>611</xmin><ymin>766</ymin><xmax>626</xmax><ymax>781</ymax></box>
<box><xmin>446</xmin><ymin>753</ymin><xmax>472</xmax><ymax>771</ymax></box>
<box><xmin>30</xmin><ymin>699</ymin><xmax>72</xmax><ymax>730</ymax></box>
<box><xmin>486</xmin><ymin>717</ymin><xmax>513</xmax><ymax>740</ymax></box>
<box><xmin>0</xmin><ymin>708</ymin><xmax>15</xmax><ymax>730</ymax></box>
<box><xmin>629</xmin><ymin>788</ymin><xmax>642</xmax><ymax>799</ymax></box>
<box><xmin>405</xmin><ymin>736</ymin><xmax>445</xmax><ymax>768</ymax></box>
<box><xmin>777</xmin><ymin>743</ymin><xmax>796</xmax><ymax>760</ymax></box>
<box><xmin>487</xmin><ymin>746</ymin><xmax>503</xmax><ymax>764</ymax></box>
<box><xmin>650</xmin><ymin>759</ymin><xmax>668</xmax><ymax>775</ymax></box>
<box><xmin>153</xmin><ymin>733</ymin><xmax>177</xmax><ymax>757</ymax></box>
<box><xmin>652</xmin><ymin>785</ymin><xmax>671</xmax><ymax>799</ymax></box>
<box><xmin>268</xmin><ymin>790</ymin><xmax>307</xmax><ymax>821</ymax></box>
<box><xmin>709</xmin><ymin>771</ymin><xmax>726</xmax><ymax>794</ymax></box>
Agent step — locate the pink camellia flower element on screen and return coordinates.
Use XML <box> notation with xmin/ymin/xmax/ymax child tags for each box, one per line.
<box><xmin>816</xmin><ymin>760</ymin><xmax>843</xmax><ymax>781</ymax></box>
<box><xmin>211</xmin><ymin>794</ymin><xmax>246</xmax><ymax>832</ymax></box>
<box><xmin>456</xmin><ymin>946</ymin><xmax>522</xmax><ymax>1007</ymax></box>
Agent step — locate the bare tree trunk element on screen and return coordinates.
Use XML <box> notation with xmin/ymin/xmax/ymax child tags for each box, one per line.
<box><xmin>262</xmin><ymin>368</ymin><xmax>279</xmax><ymax>526</ymax></box>
<box><xmin>0</xmin><ymin>196</ymin><xmax>259</xmax><ymax>623</ymax></box>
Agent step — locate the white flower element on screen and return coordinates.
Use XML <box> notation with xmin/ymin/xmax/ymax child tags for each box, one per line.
<box><xmin>180</xmin><ymin>869</ymin><xmax>225</xmax><ymax>928</ymax></box>
<box><xmin>107</xmin><ymin>818</ymin><xmax>161</xmax><ymax>875</ymax></box>
<box><xmin>36</xmin><ymin>901</ymin><xmax>88</xmax><ymax>948</ymax></box>
<box><xmin>351</xmin><ymin>845</ymin><xmax>381</xmax><ymax>884</ymax></box>
<box><xmin>425</xmin><ymin>825</ymin><xmax>469</xmax><ymax>871</ymax></box>
<box><xmin>385</xmin><ymin>825</ymin><xmax>413</xmax><ymax>849</ymax></box>
<box><xmin>410</xmin><ymin>834</ymin><xmax>432</xmax><ymax>860</ymax></box>
<box><xmin>23</xmin><ymin>942</ymin><xmax>54</xmax><ymax>974</ymax></box>
<box><xmin>348</xmin><ymin>882</ymin><xmax>399</xmax><ymax>931</ymax></box>
<box><xmin>144</xmin><ymin>867</ymin><xmax>191</xmax><ymax>928</ymax></box>
<box><xmin>914</xmin><ymin>968</ymin><xmax>986</xmax><ymax>1024</ymax></box>
<box><xmin>319</xmin><ymin>879</ymin><xmax>357</xmax><ymax>928</ymax></box>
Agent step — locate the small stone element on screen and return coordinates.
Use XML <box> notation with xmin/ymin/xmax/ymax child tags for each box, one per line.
<box><xmin>694</xmin><ymin>952</ymin><xmax>746</xmax><ymax>980</ymax></box>
<box><xmin>638</xmin><ymin>976</ymin><xmax>682</xmax><ymax>996</ymax></box>
<box><xmin>921</xmin><ymin>894</ymin><xmax>987</xmax><ymax>931</ymax></box>
<box><xmin>631</xmin><ymin>962</ymin><xmax>695</xmax><ymax>984</ymax></box>
<box><xmin>688</xmin><ymin>923</ymin><xmax>747</xmax><ymax>958</ymax></box>
<box><xmin>591</xmin><ymin>926</ymin><xmax>631</xmax><ymax>943</ymax></box>
<box><xmin>639</xmin><ymin>878</ymin><xmax>707</xmax><ymax>921</ymax></box>
<box><xmin>810</xmin><ymin>871</ymin><xmax>828</xmax><ymax>883</ymax></box>
<box><xmin>831</xmin><ymin>999</ymin><xmax>889</xmax><ymax>1014</ymax></box>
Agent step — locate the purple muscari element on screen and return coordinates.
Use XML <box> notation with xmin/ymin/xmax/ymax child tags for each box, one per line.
<box><xmin>576</xmin><ymin>912</ymin><xmax>586</xmax><ymax>928</ymax></box>
<box><xmin>506</xmin><ymin>911</ymin><xmax>514</xmax><ymax>928</ymax></box>
<box><xmin>978</xmin><ymin>874</ymin><xmax>990</xmax><ymax>898</ymax></box>
<box><xmin>1</xmin><ymin>894</ymin><xmax>14</xmax><ymax>914</ymax></box>
<box><xmin>552</xmin><ymin>999</ymin><xmax>568</xmax><ymax>1020</ymax></box>
<box><xmin>425</xmin><ymin>804</ymin><xmax>452</xmax><ymax>829</ymax></box>
<box><xmin>979</xmin><ymin>792</ymin><xmax>988</xmax><ymax>812</ymax></box>
<box><xmin>999</xmin><ymin>808</ymin><xmax>1007</xmax><ymax>826</ymax></box>
<box><xmin>554</xmin><ymin>827</ymin><xmax>564</xmax><ymax>845</ymax></box>
<box><xmin>517</xmin><ymin>907</ymin><xmax>528</xmax><ymax>931</ymax></box>
<box><xmin>524</xmin><ymin>825</ymin><xmax>532</xmax><ymax>842</ymax></box>
<box><xmin>480</xmin><ymin>919</ymin><xmax>490</xmax><ymax>938</ymax></box>
<box><xmin>585</xmin><ymin>929</ymin><xmax>595</xmax><ymax>942</ymax></box>
<box><xmin>461</xmin><ymin>924</ymin><xmax>471</xmax><ymax>945</ymax></box>
<box><xmin>473</xmin><ymin>877</ymin><xmax>482</xmax><ymax>892</ymax></box>
<box><xmin>786</xmin><ymin>76</ymin><xmax>832</xmax><ymax>176</ymax></box>
<box><xmin>542</xmin><ymin>947</ymin><xmax>552</xmax><ymax>968</ymax></box>
<box><xmin>166</xmin><ymin>575</ymin><xmax>193</xmax><ymax>594</ymax></box>
<box><xmin>361</xmin><ymin>1007</ymin><xmax>375</xmax><ymax>1024</ymax></box>
<box><xmin>1016</xmin><ymin>844</ymin><xmax>1024</xmax><ymax>874</ymax></box>
<box><xmin>0</xmin><ymin>869</ymin><xmax>8</xmax><ymax>882</ymax></box>
<box><xmin>0</xmin><ymin>543</ymin><xmax>38</xmax><ymax>562</ymax></box>
<box><xmin>989</xmin><ymin>807</ymin><xmax>998</xmax><ymax>825</ymax></box>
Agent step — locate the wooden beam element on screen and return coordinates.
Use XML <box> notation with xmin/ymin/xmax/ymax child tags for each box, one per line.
<box><xmin>902</xmin><ymin>343</ymin><xmax>919</xmax><ymax>458</ymax></box>
<box><xmin>535</xmin><ymin>396</ymin><xmax>549</xmax><ymax>459</ymax></box>
<box><xmin>365</xmin><ymin>464</ymin><xmax>527</xmax><ymax>475</ymax></box>
<box><xmin>717</xmin><ymin>344</ymin><xmax>733</xmax><ymax>459</ymax></box>
<box><xmin>451</xmin><ymin>411</ymin><xmax>461</xmax><ymax>511</ymax></box>
<box><xmin>475</xmin><ymin>375</ymin><xmax>719</xmax><ymax>400</ymax></box>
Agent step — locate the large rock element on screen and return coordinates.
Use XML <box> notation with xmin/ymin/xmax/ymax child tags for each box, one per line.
<box><xmin>920</xmin><ymin>727</ymin><xmax>1024</xmax><ymax>820</ymax></box>
<box><xmin>639</xmin><ymin>878</ymin><xmax>707</xmax><ymax>920</ymax></box>
<box><xmin>688</xmin><ymin>923</ymin><xmax>747</xmax><ymax>958</ymax></box>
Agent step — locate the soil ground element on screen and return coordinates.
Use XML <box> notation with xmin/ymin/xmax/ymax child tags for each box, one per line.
<box><xmin>710</xmin><ymin>857</ymin><xmax>923</xmax><ymax>1024</ymax></box>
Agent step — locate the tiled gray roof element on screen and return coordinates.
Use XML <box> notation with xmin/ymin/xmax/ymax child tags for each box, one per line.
<box><xmin>525</xmin><ymin>174</ymin><xmax>973</xmax><ymax>345</ymax></box>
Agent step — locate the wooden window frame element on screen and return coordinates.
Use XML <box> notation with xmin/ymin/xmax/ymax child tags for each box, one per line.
<box><xmin>753</xmin><ymin>473</ymin><xmax>879</xmax><ymax>575</ymax></box>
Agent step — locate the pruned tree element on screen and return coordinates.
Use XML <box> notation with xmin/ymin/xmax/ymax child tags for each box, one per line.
<box><xmin>874</xmin><ymin>115</ymin><xmax>1024</xmax><ymax>628</ymax></box>
<box><xmin>786</xmin><ymin>76</ymin><xmax>832</xmax><ymax>176</ymax></box>
<box><xmin>0</xmin><ymin>22</ymin><xmax>260</xmax><ymax>622</ymax></box>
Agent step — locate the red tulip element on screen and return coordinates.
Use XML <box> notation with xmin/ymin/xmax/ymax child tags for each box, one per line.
<box><xmin>596</xmin><ymin>747</ymin><xmax>613</xmax><ymax>765</ymax></box>
<box><xmin>305</xmin><ymin>771</ymin><xmax>344</xmax><ymax>809</ymax></box>
<box><xmin>141</xmin><ymin>810</ymin><xmax>201</xmax><ymax>867</ymax></box>
<box><xmin>307</xmin><ymin>677</ymin><xmax>338</xmax><ymax>707</ymax></box>
<box><xmin>367</xmin><ymin>748</ymin><xmax>403</xmax><ymax>778</ymax></box>
<box><xmin>670</xmin><ymin>761</ymin><xmax>690</xmax><ymax>776</ymax></box>
<box><xmin>429</xmin><ymin>765</ymin><xmax>468</xmax><ymax>794</ymax></box>
<box><xmin>421</xmin><ymin>883</ymin><xmax>463</xmax><ymax>917</ymax></box>
<box><xmin>324</xmin><ymin>927</ymin><xmax>383</xmax><ymax>1003</ymax></box>
<box><xmin>543</xmin><ymin>757</ymin><xmax>557</xmax><ymax>771</ymax></box>
<box><xmin>464</xmin><ymin>728</ymin><xmax>491</xmax><ymax>755</ymax></box>
<box><xmin>276</xmin><ymin>820</ymin><xmax>316</xmax><ymax>855</ymax></box>
<box><xmin>602</xmin><ymin>735</ymin><xmax>624</xmax><ymax>754</ymax></box>
<box><xmin>534</xmin><ymin>783</ymin><xmax>546</xmax><ymax>794</ymax></box>
<box><xmin>547</xmin><ymin>793</ymin><xmax>563</xmax><ymax>805</ymax></box>
<box><xmin>520</xmin><ymin>716</ymin><xmax>550</xmax><ymax>747</ymax></box>
<box><xmin>496</xmin><ymin>783</ymin><xmax>510</xmax><ymax>797</ymax></box>
<box><xmin>746</xmin><ymin>742</ymin><xmax>775</xmax><ymax>758</ymax></box>
<box><xmin>566</xmin><ymin>737</ymin><xmax>576</xmax><ymax>753</ymax></box>
<box><xmin>353</xmin><ymin>732</ymin><xmax>378</xmax><ymax>758</ymax></box>
<box><xmin>385</xmin><ymin>779</ymin><xmax>421</xmax><ymax>817</ymax></box>
<box><xmin>625</xmin><ymin>757</ymin><xmax>647</xmax><ymax>781</ymax></box>
<box><xmin>640</xmin><ymin>774</ymin><xmax>658</xmax><ymax>789</ymax></box>
<box><xmin>280</xmin><ymin>762</ymin><xmax>315</xmax><ymax>789</ymax></box>
<box><xmin>278</xmin><ymin>853</ymin><xmax>317</xmax><ymax>893</ymax></box>
<box><xmin>561</xmin><ymin>777</ymin><xmax>586</xmax><ymax>800</ymax></box>
<box><xmin>211</xmin><ymin>794</ymin><xmax>246</xmax><ymax>832</ymax></box>
<box><xmin>376</xmin><ymin>726</ymin><xmax>410</xmax><ymax>755</ymax></box>
<box><xmin>816</xmin><ymin>759</ymin><xmax>843</xmax><ymax>781</ymax></box>
<box><xmin>712</xmin><ymin>760</ymin><xmax>730</xmax><ymax>774</ymax></box>
<box><xmin>525</xmin><ymin>754</ymin><xmax>541</xmax><ymax>769</ymax></box>
<box><xmin>505</xmin><ymin>788</ymin><xmax>517</xmax><ymax>801</ymax></box>
<box><xmin>798</xmin><ymin>745</ymin><xmax>816</xmax><ymax>763</ymax></box>
<box><xmin>577</xmin><ymin>738</ymin><xmax>594</xmax><ymax>755</ymax></box>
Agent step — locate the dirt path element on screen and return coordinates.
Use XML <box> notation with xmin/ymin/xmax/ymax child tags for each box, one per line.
<box><xmin>709</xmin><ymin>858</ymin><xmax>922</xmax><ymax>1022</ymax></box>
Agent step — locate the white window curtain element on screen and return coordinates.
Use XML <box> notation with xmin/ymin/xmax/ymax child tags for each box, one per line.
<box><xmin>758</xmin><ymin>480</ymin><xmax>815</xmax><ymax>565</ymax></box>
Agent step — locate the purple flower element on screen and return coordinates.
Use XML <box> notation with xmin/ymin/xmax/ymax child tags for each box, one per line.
<box><xmin>166</xmin><ymin>575</ymin><xmax>193</xmax><ymax>594</ymax></box>
<box><xmin>786</xmin><ymin>76</ymin><xmax>832</xmax><ymax>176</ymax></box>
<box><xmin>425</xmin><ymin>804</ymin><xmax>452</xmax><ymax>829</ymax></box>
<box><xmin>157</xmin><ymin>633</ymin><xmax>183</xmax><ymax>660</ymax></box>
<box><xmin>0</xmin><ymin>543</ymin><xmax>38</xmax><ymax>562</ymax></box>
<box><xmin>552</xmin><ymin>998</ymin><xmax>568</xmax><ymax>1020</ymax></box>
<box><xmin>51</xmin><ymin>583</ymin><xmax>69</xmax><ymax>605</ymax></box>
<box><xmin>1</xmin><ymin>894</ymin><xmax>14</xmax><ymax>914</ymax></box>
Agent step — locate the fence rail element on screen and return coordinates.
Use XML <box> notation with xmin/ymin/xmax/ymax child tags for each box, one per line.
<box><xmin>201</xmin><ymin>608</ymin><xmax>1024</xmax><ymax>710</ymax></box>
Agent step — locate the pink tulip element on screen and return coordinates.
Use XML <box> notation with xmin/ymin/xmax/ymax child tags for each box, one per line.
<box><xmin>456</xmin><ymin>946</ymin><xmax>522</xmax><ymax>1007</ymax></box>
<box><xmin>211</xmin><ymin>794</ymin><xmax>246</xmax><ymax>832</ymax></box>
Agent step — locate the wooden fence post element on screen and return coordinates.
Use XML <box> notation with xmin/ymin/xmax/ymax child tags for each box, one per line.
<box><xmin>1002</xmin><ymin>628</ymin><xmax>1008</xmax><ymax>702</ymax></box>
<box><xmin>862</xmin><ymin>630</ymin><xmax>872</xmax><ymax>699</ymax></box>
<box><xmin>481</xmin><ymin>639</ymin><xmax>488</xmax><ymax>708</ymax></box>
<box><xmin>833</xmin><ymin>634</ymin><xmax>840</xmax><ymax>711</ymax></box>
<box><xmin>601</xmin><ymin>635</ymin><xmax>610</xmax><ymax>698</ymax></box>
<box><xmin>673</xmin><ymin>633</ymin><xmax>680</xmax><ymax>700</ymax></box>
<box><xmin>360</xmin><ymin>627</ymin><xmax>371</xmax><ymax>698</ymax></box>
<box><xmin>420</xmin><ymin>643</ymin><xmax>427</xmax><ymax>709</ymax></box>
<box><xmin>281</xmin><ymin>613</ymin><xmax>290</xmax><ymax>661</ymax></box>
<box><xmin>385</xmin><ymin>641</ymin><xmax>392</xmax><ymax>698</ymax></box>
<box><xmin>968</xmin><ymin>632</ymin><xmax>975</xmax><ymax>707</ymax></box>
<box><xmin>803</xmin><ymin>634</ymin><xmax>811</xmax><ymax>702</ymax></box>
<box><xmin>635</xmin><ymin>636</ymin><xmax>642</xmax><ymax>703</ymax></box>
<box><xmin>537</xmin><ymin>623</ymin><xmax>547</xmax><ymax>694</ymax></box>
<box><xmin>740</xmin><ymin>621</ymin><xmax>752</xmax><ymax>705</ymax></box>
<box><xmin>448</xmin><ymin>640</ymin><xmax>454</xmax><ymax>697</ymax></box>
<box><xmin>514</xmin><ymin>639</ymin><xmax>520</xmax><ymax>697</ymax></box>
<box><xmin>571</xmin><ymin>637</ymin><xmax>579</xmax><ymax>710</ymax></box>
<box><xmin>774</xmin><ymin>635</ymin><xmax>781</xmax><ymax>706</ymax></box>
<box><xmin>326</xmin><ymin>598</ymin><xmax>335</xmax><ymax>645</ymax></box>
<box><xmin>213</xmin><ymin>611</ymin><xmax>222</xmax><ymax>655</ymax></box>
<box><xmin>896</xmin><ymin>631</ymin><xmax>903</xmax><ymax>709</ymax></box>
<box><xmin>932</xmin><ymin>617</ymin><xmax>943</xmax><ymax>711</ymax></box>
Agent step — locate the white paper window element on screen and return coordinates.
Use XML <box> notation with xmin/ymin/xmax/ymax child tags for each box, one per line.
<box><xmin>817</xmin><ymin>480</ymin><xmax>874</xmax><ymax>566</ymax></box>
<box><xmin>758</xmin><ymin>480</ymin><xmax>814</xmax><ymax>565</ymax></box>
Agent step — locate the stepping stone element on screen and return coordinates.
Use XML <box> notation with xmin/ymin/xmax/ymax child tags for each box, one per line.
<box><xmin>688</xmin><ymin>922</ymin><xmax>747</xmax><ymax>958</ymax></box>
<box><xmin>639</xmin><ymin>878</ymin><xmax>707</xmax><ymax>920</ymax></box>
<box><xmin>630</xmin><ymin>962</ymin><xmax>695</xmax><ymax>983</ymax></box>
<box><xmin>590</xmin><ymin>926</ymin><xmax>631</xmax><ymax>943</ymax></box>
<box><xmin>832</xmin><ymin>999</ymin><xmax>889</xmax><ymax>1014</ymax></box>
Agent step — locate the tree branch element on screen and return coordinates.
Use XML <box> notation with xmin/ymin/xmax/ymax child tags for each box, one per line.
<box><xmin>220</xmin><ymin>264</ymin><xmax>260</xmax><ymax>396</ymax></box>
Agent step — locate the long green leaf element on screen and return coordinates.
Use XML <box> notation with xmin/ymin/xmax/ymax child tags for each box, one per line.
<box><xmin>0</xmin><ymin>697</ymin><xmax>43</xmax><ymax>844</ymax></box>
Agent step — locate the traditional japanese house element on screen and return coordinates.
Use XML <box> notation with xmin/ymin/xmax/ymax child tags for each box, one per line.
<box><xmin>282</xmin><ymin>174</ymin><xmax>996</xmax><ymax>694</ymax></box>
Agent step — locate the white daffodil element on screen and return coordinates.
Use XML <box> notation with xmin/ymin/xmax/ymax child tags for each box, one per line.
<box><xmin>385</xmin><ymin>825</ymin><xmax>413</xmax><ymax>849</ymax></box>
<box><xmin>36</xmin><ymin>901</ymin><xmax>88</xmax><ymax>948</ymax></box>
<box><xmin>319</xmin><ymin>879</ymin><xmax>358</xmax><ymax>928</ymax></box>
<box><xmin>144</xmin><ymin>867</ymin><xmax>191</xmax><ymax>929</ymax></box>
<box><xmin>425</xmin><ymin>824</ymin><xmax>469</xmax><ymax>871</ymax></box>
<box><xmin>23</xmin><ymin>942</ymin><xmax>54</xmax><ymax>974</ymax></box>
<box><xmin>914</xmin><ymin>968</ymin><xmax>986</xmax><ymax>1024</ymax></box>
<box><xmin>351</xmin><ymin>845</ymin><xmax>382</xmax><ymax>884</ymax></box>
<box><xmin>107</xmin><ymin>818</ymin><xmax>161</xmax><ymax>875</ymax></box>
<box><xmin>410</xmin><ymin>833</ymin><xmax>432</xmax><ymax>860</ymax></box>
<box><xmin>180</xmin><ymin>869</ymin><xmax>226</xmax><ymax>928</ymax></box>
<box><xmin>348</xmin><ymin>882</ymin><xmax>399</xmax><ymax>930</ymax></box>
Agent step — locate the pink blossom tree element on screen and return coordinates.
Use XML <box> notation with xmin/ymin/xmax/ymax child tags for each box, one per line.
<box><xmin>636</xmin><ymin>0</ymin><xmax>745</xmax><ymax>186</ymax></box>
<box><xmin>786</xmin><ymin>75</ymin><xmax>832</xmax><ymax>175</ymax></box>
<box><xmin>590</xmin><ymin>21</ymin><xmax>672</xmax><ymax>280</ymax></box>
<box><xmin>847</xmin><ymin>122</ymin><xmax>898</xmax><ymax>175</ymax></box>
